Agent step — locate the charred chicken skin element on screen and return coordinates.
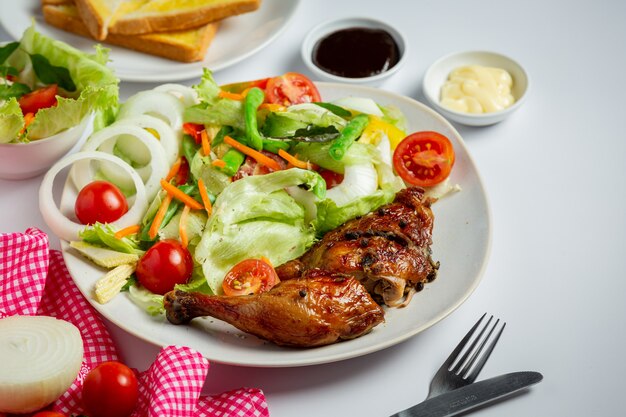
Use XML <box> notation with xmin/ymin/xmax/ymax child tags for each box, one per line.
<box><xmin>276</xmin><ymin>187</ymin><xmax>439</xmax><ymax>307</ymax></box>
<box><xmin>163</xmin><ymin>269</ymin><xmax>385</xmax><ymax>347</ymax></box>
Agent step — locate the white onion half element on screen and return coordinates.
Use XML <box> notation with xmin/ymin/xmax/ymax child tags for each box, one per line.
<box><xmin>326</xmin><ymin>162</ymin><xmax>379</xmax><ymax>207</ymax></box>
<box><xmin>117</xmin><ymin>90</ymin><xmax>184</xmax><ymax>136</ymax></box>
<box><xmin>76</xmin><ymin>124</ymin><xmax>168</xmax><ymax>200</ymax></box>
<box><xmin>0</xmin><ymin>316</ymin><xmax>83</xmax><ymax>413</ymax></box>
<box><xmin>114</xmin><ymin>115</ymin><xmax>179</xmax><ymax>165</ymax></box>
<box><xmin>39</xmin><ymin>151</ymin><xmax>147</xmax><ymax>242</ymax></box>
<box><xmin>153</xmin><ymin>83</ymin><xmax>199</xmax><ymax>107</ymax></box>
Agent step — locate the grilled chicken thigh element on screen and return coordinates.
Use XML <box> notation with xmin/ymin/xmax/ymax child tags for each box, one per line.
<box><xmin>276</xmin><ymin>187</ymin><xmax>439</xmax><ymax>307</ymax></box>
<box><xmin>164</xmin><ymin>269</ymin><xmax>385</xmax><ymax>347</ymax></box>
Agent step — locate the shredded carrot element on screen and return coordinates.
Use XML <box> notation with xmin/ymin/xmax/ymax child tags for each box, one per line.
<box><xmin>278</xmin><ymin>149</ymin><xmax>313</xmax><ymax>169</ymax></box>
<box><xmin>218</xmin><ymin>90</ymin><xmax>245</xmax><ymax>101</ymax></box>
<box><xmin>197</xmin><ymin>178</ymin><xmax>213</xmax><ymax>216</ymax></box>
<box><xmin>160</xmin><ymin>179</ymin><xmax>203</xmax><ymax>210</ymax></box>
<box><xmin>224</xmin><ymin>136</ymin><xmax>282</xmax><ymax>172</ymax></box>
<box><xmin>259</xmin><ymin>103</ymin><xmax>286</xmax><ymax>112</ymax></box>
<box><xmin>211</xmin><ymin>159</ymin><xmax>226</xmax><ymax>168</ymax></box>
<box><xmin>201</xmin><ymin>129</ymin><xmax>211</xmax><ymax>156</ymax></box>
<box><xmin>149</xmin><ymin>194</ymin><xmax>172</xmax><ymax>239</ymax></box>
<box><xmin>19</xmin><ymin>113</ymin><xmax>35</xmax><ymax>135</ymax></box>
<box><xmin>165</xmin><ymin>157</ymin><xmax>182</xmax><ymax>182</ymax></box>
<box><xmin>114</xmin><ymin>225</ymin><xmax>140</xmax><ymax>239</ymax></box>
<box><xmin>179</xmin><ymin>205</ymin><xmax>191</xmax><ymax>249</ymax></box>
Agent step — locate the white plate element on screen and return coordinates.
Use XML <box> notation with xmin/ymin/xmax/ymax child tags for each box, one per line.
<box><xmin>0</xmin><ymin>0</ymin><xmax>300</xmax><ymax>82</ymax></box>
<box><xmin>58</xmin><ymin>83</ymin><xmax>491</xmax><ymax>367</ymax></box>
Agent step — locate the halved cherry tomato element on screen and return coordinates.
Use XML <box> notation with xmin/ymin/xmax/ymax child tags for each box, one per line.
<box><xmin>75</xmin><ymin>180</ymin><xmax>128</xmax><ymax>225</ymax></box>
<box><xmin>222</xmin><ymin>258</ymin><xmax>279</xmax><ymax>296</ymax></box>
<box><xmin>392</xmin><ymin>131</ymin><xmax>455</xmax><ymax>187</ymax></box>
<box><xmin>182</xmin><ymin>122</ymin><xmax>204</xmax><ymax>144</ymax></box>
<box><xmin>265</xmin><ymin>72</ymin><xmax>321</xmax><ymax>106</ymax></box>
<box><xmin>136</xmin><ymin>239</ymin><xmax>193</xmax><ymax>295</ymax></box>
<box><xmin>318</xmin><ymin>168</ymin><xmax>344</xmax><ymax>189</ymax></box>
<box><xmin>32</xmin><ymin>412</ymin><xmax>66</xmax><ymax>417</ymax></box>
<box><xmin>18</xmin><ymin>84</ymin><xmax>58</xmax><ymax>115</ymax></box>
<box><xmin>82</xmin><ymin>361</ymin><xmax>138</xmax><ymax>417</ymax></box>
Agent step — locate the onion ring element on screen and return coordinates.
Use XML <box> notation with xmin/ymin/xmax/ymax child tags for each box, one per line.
<box><xmin>114</xmin><ymin>115</ymin><xmax>179</xmax><ymax>165</ymax></box>
<box><xmin>39</xmin><ymin>151</ymin><xmax>148</xmax><ymax>242</ymax></box>
<box><xmin>153</xmin><ymin>83</ymin><xmax>199</xmax><ymax>107</ymax></box>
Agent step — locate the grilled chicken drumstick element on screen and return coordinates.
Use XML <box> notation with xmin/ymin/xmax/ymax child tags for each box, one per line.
<box><xmin>164</xmin><ymin>269</ymin><xmax>385</xmax><ymax>348</ymax></box>
<box><xmin>276</xmin><ymin>187</ymin><xmax>439</xmax><ymax>307</ymax></box>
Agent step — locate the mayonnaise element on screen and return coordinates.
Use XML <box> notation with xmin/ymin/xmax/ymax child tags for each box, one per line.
<box><xmin>440</xmin><ymin>65</ymin><xmax>515</xmax><ymax>114</ymax></box>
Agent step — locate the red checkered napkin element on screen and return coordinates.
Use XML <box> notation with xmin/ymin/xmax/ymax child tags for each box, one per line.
<box><xmin>0</xmin><ymin>228</ymin><xmax>270</xmax><ymax>417</ymax></box>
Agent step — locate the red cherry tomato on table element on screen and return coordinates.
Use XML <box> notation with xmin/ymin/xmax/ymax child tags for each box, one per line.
<box><xmin>82</xmin><ymin>361</ymin><xmax>138</xmax><ymax>417</ymax></box>
<box><xmin>265</xmin><ymin>72</ymin><xmax>321</xmax><ymax>106</ymax></box>
<box><xmin>222</xmin><ymin>258</ymin><xmax>279</xmax><ymax>296</ymax></box>
<box><xmin>18</xmin><ymin>84</ymin><xmax>58</xmax><ymax>115</ymax></box>
<box><xmin>136</xmin><ymin>239</ymin><xmax>193</xmax><ymax>295</ymax></box>
<box><xmin>32</xmin><ymin>412</ymin><xmax>66</xmax><ymax>417</ymax></box>
<box><xmin>392</xmin><ymin>131</ymin><xmax>455</xmax><ymax>187</ymax></box>
<box><xmin>75</xmin><ymin>181</ymin><xmax>128</xmax><ymax>225</ymax></box>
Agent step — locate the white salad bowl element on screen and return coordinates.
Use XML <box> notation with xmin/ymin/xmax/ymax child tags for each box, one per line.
<box><xmin>301</xmin><ymin>17</ymin><xmax>407</xmax><ymax>86</ymax></box>
<box><xmin>422</xmin><ymin>50</ymin><xmax>529</xmax><ymax>126</ymax></box>
<box><xmin>0</xmin><ymin>114</ymin><xmax>93</xmax><ymax>180</ymax></box>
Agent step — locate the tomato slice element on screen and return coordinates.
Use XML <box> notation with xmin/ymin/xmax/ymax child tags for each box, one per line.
<box><xmin>318</xmin><ymin>168</ymin><xmax>344</xmax><ymax>189</ymax></box>
<box><xmin>265</xmin><ymin>72</ymin><xmax>321</xmax><ymax>106</ymax></box>
<box><xmin>392</xmin><ymin>131</ymin><xmax>455</xmax><ymax>187</ymax></box>
<box><xmin>183</xmin><ymin>122</ymin><xmax>204</xmax><ymax>144</ymax></box>
<box><xmin>222</xmin><ymin>258</ymin><xmax>279</xmax><ymax>296</ymax></box>
<box><xmin>18</xmin><ymin>84</ymin><xmax>58</xmax><ymax>115</ymax></box>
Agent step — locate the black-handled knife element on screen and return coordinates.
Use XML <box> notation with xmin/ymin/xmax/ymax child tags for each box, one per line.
<box><xmin>390</xmin><ymin>371</ymin><xmax>543</xmax><ymax>417</ymax></box>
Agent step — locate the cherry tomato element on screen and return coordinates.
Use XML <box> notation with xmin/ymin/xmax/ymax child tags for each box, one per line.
<box><xmin>392</xmin><ymin>131</ymin><xmax>455</xmax><ymax>187</ymax></box>
<box><xmin>182</xmin><ymin>122</ymin><xmax>204</xmax><ymax>144</ymax></box>
<box><xmin>222</xmin><ymin>258</ymin><xmax>279</xmax><ymax>296</ymax></box>
<box><xmin>32</xmin><ymin>412</ymin><xmax>66</xmax><ymax>417</ymax></box>
<box><xmin>75</xmin><ymin>181</ymin><xmax>128</xmax><ymax>225</ymax></box>
<box><xmin>265</xmin><ymin>72</ymin><xmax>321</xmax><ymax>106</ymax></box>
<box><xmin>136</xmin><ymin>239</ymin><xmax>193</xmax><ymax>295</ymax></box>
<box><xmin>317</xmin><ymin>168</ymin><xmax>344</xmax><ymax>189</ymax></box>
<box><xmin>18</xmin><ymin>84</ymin><xmax>58</xmax><ymax>115</ymax></box>
<box><xmin>82</xmin><ymin>361</ymin><xmax>138</xmax><ymax>417</ymax></box>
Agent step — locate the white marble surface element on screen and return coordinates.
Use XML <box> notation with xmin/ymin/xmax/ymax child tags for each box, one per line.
<box><xmin>2</xmin><ymin>1</ymin><xmax>626</xmax><ymax>415</ymax></box>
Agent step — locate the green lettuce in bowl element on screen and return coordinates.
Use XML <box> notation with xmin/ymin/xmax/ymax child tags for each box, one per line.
<box><xmin>0</xmin><ymin>25</ymin><xmax>118</xmax><ymax>179</ymax></box>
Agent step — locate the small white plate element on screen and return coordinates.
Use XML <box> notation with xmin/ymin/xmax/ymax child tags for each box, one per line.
<box><xmin>57</xmin><ymin>83</ymin><xmax>491</xmax><ymax>367</ymax></box>
<box><xmin>0</xmin><ymin>0</ymin><xmax>300</xmax><ymax>82</ymax></box>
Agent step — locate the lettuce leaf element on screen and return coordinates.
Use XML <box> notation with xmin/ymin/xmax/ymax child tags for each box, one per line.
<box><xmin>0</xmin><ymin>98</ymin><xmax>24</xmax><ymax>143</ymax></box>
<box><xmin>314</xmin><ymin>187</ymin><xmax>397</xmax><ymax>234</ymax></box>
<box><xmin>292</xmin><ymin>141</ymin><xmax>377</xmax><ymax>174</ymax></box>
<box><xmin>79</xmin><ymin>223</ymin><xmax>143</xmax><ymax>255</ymax></box>
<box><xmin>194</xmin><ymin>168</ymin><xmax>325</xmax><ymax>294</ymax></box>
<box><xmin>185</xmin><ymin>69</ymin><xmax>245</xmax><ymax>130</ymax></box>
<box><xmin>128</xmin><ymin>285</ymin><xmax>164</xmax><ymax>316</ymax></box>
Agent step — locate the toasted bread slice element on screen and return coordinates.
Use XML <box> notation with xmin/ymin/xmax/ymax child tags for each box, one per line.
<box><xmin>43</xmin><ymin>2</ymin><xmax>219</xmax><ymax>62</ymax></box>
<box><xmin>108</xmin><ymin>0</ymin><xmax>260</xmax><ymax>35</ymax></box>
<box><xmin>74</xmin><ymin>0</ymin><xmax>123</xmax><ymax>40</ymax></box>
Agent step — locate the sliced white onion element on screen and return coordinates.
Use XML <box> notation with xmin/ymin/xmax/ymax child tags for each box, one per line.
<box><xmin>326</xmin><ymin>162</ymin><xmax>379</xmax><ymax>207</ymax></box>
<box><xmin>0</xmin><ymin>316</ymin><xmax>83</xmax><ymax>413</ymax></box>
<box><xmin>39</xmin><ymin>151</ymin><xmax>147</xmax><ymax>242</ymax></box>
<box><xmin>117</xmin><ymin>90</ymin><xmax>184</xmax><ymax>136</ymax></box>
<box><xmin>153</xmin><ymin>83</ymin><xmax>199</xmax><ymax>107</ymax></box>
<box><xmin>76</xmin><ymin>124</ymin><xmax>168</xmax><ymax>200</ymax></box>
<box><xmin>333</xmin><ymin>97</ymin><xmax>384</xmax><ymax>117</ymax></box>
<box><xmin>114</xmin><ymin>115</ymin><xmax>179</xmax><ymax>165</ymax></box>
